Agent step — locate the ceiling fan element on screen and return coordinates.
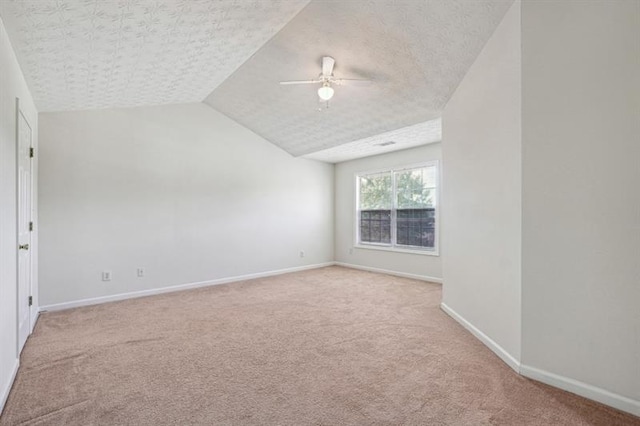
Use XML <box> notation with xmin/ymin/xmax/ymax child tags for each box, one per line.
<box><xmin>279</xmin><ymin>56</ymin><xmax>372</xmax><ymax>102</ymax></box>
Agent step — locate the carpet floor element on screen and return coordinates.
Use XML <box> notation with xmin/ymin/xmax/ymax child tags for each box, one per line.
<box><xmin>1</xmin><ymin>266</ymin><xmax>638</xmax><ymax>425</ymax></box>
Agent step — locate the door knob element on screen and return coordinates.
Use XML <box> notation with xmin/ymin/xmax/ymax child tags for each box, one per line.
<box><xmin>18</xmin><ymin>244</ymin><xmax>29</xmax><ymax>250</ymax></box>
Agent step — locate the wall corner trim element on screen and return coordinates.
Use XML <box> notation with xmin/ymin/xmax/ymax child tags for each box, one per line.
<box><xmin>0</xmin><ymin>359</ymin><xmax>19</xmax><ymax>416</ymax></box>
<box><xmin>441</xmin><ymin>302</ymin><xmax>640</xmax><ymax>418</ymax></box>
<box><xmin>39</xmin><ymin>262</ymin><xmax>336</xmax><ymax>312</ymax></box>
<box><xmin>520</xmin><ymin>365</ymin><xmax>640</xmax><ymax>418</ymax></box>
<box><xmin>440</xmin><ymin>302</ymin><xmax>521</xmax><ymax>372</ymax></box>
<box><xmin>334</xmin><ymin>262</ymin><xmax>442</xmax><ymax>284</ymax></box>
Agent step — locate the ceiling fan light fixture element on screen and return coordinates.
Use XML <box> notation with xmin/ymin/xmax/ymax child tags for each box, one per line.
<box><xmin>280</xmin><ymin>56</ymin><xmax>372</xmax><ymax>106</ymax></box>
<box><xmin>318</xmin><ymin>84</ymin><xmax>334</xmax><ymax>101</ymax></box>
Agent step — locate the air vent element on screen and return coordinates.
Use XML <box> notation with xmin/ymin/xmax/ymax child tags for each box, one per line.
<box><xmin>378</xmin><ymin>141</ymin><xmax>396</xmax><ymax>147</ymax></box>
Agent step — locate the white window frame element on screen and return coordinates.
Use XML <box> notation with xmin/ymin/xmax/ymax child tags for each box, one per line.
<box><xmin>354</xmin><ymin>161</ymin><xmax>440</xmax><ymax>256</ymax></box>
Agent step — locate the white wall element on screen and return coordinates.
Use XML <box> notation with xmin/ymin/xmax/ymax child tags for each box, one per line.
<box><xmin>0</xmin><ymin>17</ymin><xmax>38</xmax><ymax>412</ymax></box>
<box><xmin>521</xmin><ymin>0</ymin><xmax>640</xmax><ymax>405</ymax></box>
<box><xmin>38</xmin><ymin>103</ymin><xmax>334</xmax><ymax>307</ymax></box>
<box><xmin>441</xmin><ymin>1</ymin><xmax>522</xmax><ymax>364</ymax></box>
<box><xmin>334</xmin><ymin>144</ymin><xmax>442</xmax><ymax>281</ymax></box>
<box><xmin>441</xmin><ymin>0</ymin><xmax>639</xmax><ymax>414</ymax></box>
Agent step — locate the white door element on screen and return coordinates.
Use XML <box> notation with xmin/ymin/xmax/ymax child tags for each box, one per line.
<box><xmin>17</xmin><ymin>106</ymin><xmax>33</xmax><ymax>354</ymax></box>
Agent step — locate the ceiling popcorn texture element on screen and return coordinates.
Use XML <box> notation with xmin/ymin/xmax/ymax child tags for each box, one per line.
<box><xmin>1</xmin><ymin>0</ymin><xmax>512</xmax><ymax>159</ymax></box>
<box><xmin>303</xmin><ymin>119</ymin><xmax>442</xmax><ymax>164</ymax></box>
<box><xmin>0</xmin><ymin>0</ymin><xmax>309</xmax><ymax>112</ymax></box>
<box><xmin>205</xmin><ymin>0</ymin><xmax>513</xmax><ymax>157</ymax></box>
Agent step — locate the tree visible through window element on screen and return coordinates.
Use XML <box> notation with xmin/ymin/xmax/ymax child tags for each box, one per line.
<box><xmin>357</xmin><ymin>163</ymin><xmax>437</xmax><ymax>251</ymax></box>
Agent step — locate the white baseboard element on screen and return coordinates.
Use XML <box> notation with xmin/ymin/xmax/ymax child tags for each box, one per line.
<box><xmin>440</xmin><ymin>302</ymin><xmax>640</xmax><ymax>418</ymax></box>
<box><xmin>334</xmin><ymin>262</ymin><xmax>442</xmax><ymax>284</ymax></box>
<box><xmin>0</xmin><ymin>359</ymin><xmax>19</xmax><ymax>416</ymax></box>
<box><xmin>30</xmin><ymin>309</ymin><xmax>39</xmax><ymax>333</ymax></box>
<box><xmin>520</xmin><ymin>364</ymin><xmax>640</xmax><ymax>418</ymax></box>
<box><xmin>34</xmin><ymin>262</ymin><xmax>640</xmax><ymax>419</ymax></box>
<box><xmin>40</xmin><ymin>262</ymin><xmax>336</xmax><ymax>312</ymax></box>
<box><xmin>440</xmin><ymin>302</ymin><xmax>521</xmax><ymax>372</ymax></box>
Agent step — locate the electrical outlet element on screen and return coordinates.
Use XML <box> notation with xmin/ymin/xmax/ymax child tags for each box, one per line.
<box><xmin>137</xmin><ymin>268</ymin><xmax>145</xmax><ymax>278</ymax></box>
<box><xmin>102</xmin><ymin>271</ymin><xmax>112</xmax><ymax>281</ymax></box>
<box><xmin>299</xmin><ymin>250</ymin><xmax>305</xmax><ymax>258</ymax></box>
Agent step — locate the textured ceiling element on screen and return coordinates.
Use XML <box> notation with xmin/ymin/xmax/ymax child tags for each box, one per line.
<box><xmin>205</xmin><ymin>0</ymin><xmax>513</xmax><ymax>157</ymax></box>
<box><xmin>0</xmin><ymin>0</ymin><xmax>309</xmax><ymax>112</ymax></box>
<box><xmin>304</xmin><ymin>119</ymin><xmax>442</xmax><ymax>164</ymax></box>
<box><xmin>1</xmin><ymin>0</ymin><xmax>512</xmax><ymax>160</ymax></box>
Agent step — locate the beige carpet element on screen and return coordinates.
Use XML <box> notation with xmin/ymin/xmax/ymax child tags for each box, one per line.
<box><xmin>1</xmin><ymin>266</ymin><xmax>638</xmax><ymax>425</ymax></box>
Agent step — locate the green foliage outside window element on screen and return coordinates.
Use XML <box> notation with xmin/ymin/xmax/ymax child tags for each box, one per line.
<box><xmin>359</xmin><ymin>168</ymin><xmax>434</xmax><ymax>210</ymax></box>
<box><xmin>396</xmin><ymin>169</ymin><xmax>434</xmax><ymax>209</ymax></box>
<box><xmin>358</xmin><ymin>172</ymin><xmax>392</xmax><ymax>210</ymax></box>
<box><xmin>358</xmin><ymin>165</ymin><xmax>437</xmax><ymax>250</ymax></box>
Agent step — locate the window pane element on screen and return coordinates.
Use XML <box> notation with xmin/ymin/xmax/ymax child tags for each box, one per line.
<box><xmin>359</xmin><ymin>172</ymin><xmax>392</xmax><ymax>210</ymax></box>
<box><xmin>357</xmin><ymin>164</ymin><xmax>437</xmax><ymax>251</ymax></box>
<box><xmin>395</xmin><ymin>166</ymin><xmax>436</xmax><ymax>209</ymax></box>
<box><xmin>396</xmin><ymin>208</ymin><xmax>435</xmax><ymax>248</ymax></box>
<box><xmin>423</xmin><ymin>166</ymin><xmax>437</xmax><ymax>188</ymax></box>
<box><xmin>360</xmin><ymin>210</ymin><xmax>391</xmax><ymax>244</ymax></box>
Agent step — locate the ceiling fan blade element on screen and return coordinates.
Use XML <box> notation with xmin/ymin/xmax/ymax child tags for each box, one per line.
<box><xmin>335</xmin><ymin>79</ymin><xmax>372</xmax><ymax>86</ymax></box>
<box><xmin>322</xmin><ymin>56</ymin><xmax>335</xmax><ymax>77</ymax></box>
<box><xmin>279</xmin><ymin>80</ymin><xmax>321</xmax><ymax>85</ymax></box>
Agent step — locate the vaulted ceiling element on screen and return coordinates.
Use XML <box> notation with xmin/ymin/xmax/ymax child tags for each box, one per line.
<box><xmin>0</xmin><ymin>0</ymin><xmax>309</xmax><ymax>111</ymax></box>
<box><xmin>0</xmin><ymin>0</ymin><xmax>513</xmax><ymax>162</ymax></box>
<box><xmin>204</xmin><ymin>0</ymin><xmax>512</xmax><ymax>157</ymax></box>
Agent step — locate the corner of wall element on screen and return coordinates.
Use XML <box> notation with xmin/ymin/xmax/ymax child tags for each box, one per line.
<box><xmin>0</xmin><ymin>14</ymin><xmax>39</xmax><ymax>415</ymax></box>
<box><xmin>440</xmin><ymin>0</ymin><xmax>522</xmax><ymax>365</ymax></box>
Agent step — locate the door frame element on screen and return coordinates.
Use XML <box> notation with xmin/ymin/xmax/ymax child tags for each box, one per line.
<box><xmin>15</xmin><ymin>97</ymin><xmax>34</xmax><ymax>355</ymax></box>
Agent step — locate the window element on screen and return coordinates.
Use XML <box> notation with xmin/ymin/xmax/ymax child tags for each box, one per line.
<box><xmin>356</xmin><ymin>162</ymin><xmax>438</xmax><ymax>254</ymax></box>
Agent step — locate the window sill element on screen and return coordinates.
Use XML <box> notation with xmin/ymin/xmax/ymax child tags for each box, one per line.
<box><xmin>354</xmin><ymin>244</ymin><xmax>439</xmax><ymax>257</ymax></box>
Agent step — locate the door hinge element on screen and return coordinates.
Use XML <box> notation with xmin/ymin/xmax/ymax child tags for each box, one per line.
<box><xmin>29</xmin><ymin>147</ymin><xmax>34</xmax><ymax>158</ymax></box>
<box><xmin>28</xmin><ymin>296</ymin><xmax>32</xmax><ymax>306</ymax></box>
<box><xmin>29</xmin><ymin>221</ymin><xmax>33</xmax><ymax>231</ymax></box>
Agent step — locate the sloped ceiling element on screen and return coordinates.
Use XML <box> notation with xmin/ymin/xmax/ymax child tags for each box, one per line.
<box><xmin>205</xmin><ymin>0</ymin><xmax>513</xmax><ymax>157</ymax></box>
<box><xmin>0</xmin><ymin>0</ymin><xmax>309</xmax><ymax>112</ymax></box>
<box><xmin>1</xmin><ymin>0</ymin><xmax>512</xmax><ymax>160</ymax></box>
